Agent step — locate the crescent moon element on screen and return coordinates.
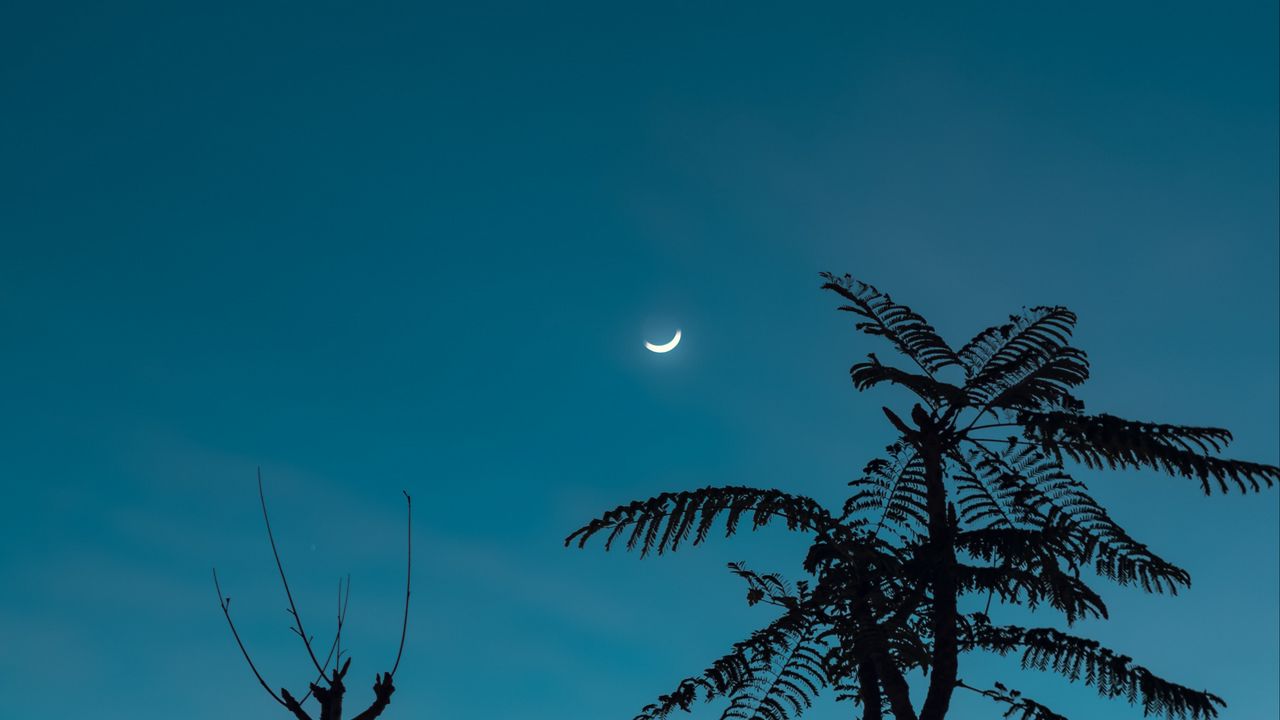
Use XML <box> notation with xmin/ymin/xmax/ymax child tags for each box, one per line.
<box><xmin>645</xmin><ymin>329</ymin><xmax>682</xmax><ymax>353</ymax></box>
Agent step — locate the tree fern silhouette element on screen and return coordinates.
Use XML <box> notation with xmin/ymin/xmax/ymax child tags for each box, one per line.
<box><xmin>566</xmin><ymin>274</ymin><xmax>1278</xmax><ymax>720</ymax></box>
<box><xmin>212</xmin><ymin>472</ymin><xmax>412</xmax><ymax>720</ymax></box>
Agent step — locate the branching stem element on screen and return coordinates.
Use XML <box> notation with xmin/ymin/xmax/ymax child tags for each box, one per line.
<box><xmin>259</xmin><ymin>469</ymin><xmax>329</xmax><ymax>679</ymax></box>
<box><xmin>212</xmin><ymin>568</ymin><xmax>288</xmax><ymax>708</ymax></box>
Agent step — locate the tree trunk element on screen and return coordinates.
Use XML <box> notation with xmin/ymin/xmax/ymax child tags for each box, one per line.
<box><xmin>857</xmin><ymin>658</ymin><xmax>884</xmax><ymax>720</ymax></box>
<box><xmin>870</xmin><ymin>651</ymin><xmax>917</xmax><ymax>720</ymax></box>
<box><xmin>918</xmin><ymin>438</ymin><xmax>958</xmax><ymax>720</ymax></box>
<box><xmin>848</xmin><ymin>597</ymin><xmax>917</xmax><ymax>720</ymax></box>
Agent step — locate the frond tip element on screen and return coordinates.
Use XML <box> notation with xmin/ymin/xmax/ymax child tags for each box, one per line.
<box><xmin>1020</xmin><ymin>412</ymin><xmax>1279</xmax><ymax>494</ymax></box>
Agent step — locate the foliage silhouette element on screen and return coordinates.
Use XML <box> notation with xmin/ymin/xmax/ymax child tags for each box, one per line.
<box><xmin>213</xmin><ymin>472</ymin><xmax>412</xmax><ymax>720</ymax></box>
<box><xmin>567</xmin><ymin>274</ymin><xmax>1278</xmax><ymax>720</ymax></box>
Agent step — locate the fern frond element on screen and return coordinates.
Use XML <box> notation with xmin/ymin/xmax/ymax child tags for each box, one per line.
<box><xmin>566</xmin><ymin>487</ymin><xmax>836</xmax><ymax>557</ymax></box>
<box><xmin>955</xmin><ymin>525</ymin><xmax>1086</xmax><ymax>574</ymax></box>
<box><xmin>802</xmin><ymin>530</ymin><xmax>909</xmax><ymax>585</ymax></box>
<box><xmin>845</xmin><ymin>445</ymin><xmax>929</xmax><ymax>537</ymax></box>
<box><xmin>821</xmin><ymin>273</ymin><xmax>959</xmax><ymax>376</ymax></box>
<box><xmin>975</xmin><ymin>346</ymin><xmax>1089</xmax><ymax>413</ymax></box>
<box><xmin>721</xmin><ymin>618</ymin><xmax>827</xmax><ymax>720</ymax></box>
<box><xmin>958</xmin><ymin>306</ymin><xmax>1078</xmax><ymax>381</ymax></box>
<box><xmin>966</xmin><ymin>624</ymin><xmax>1226</xmax><ymax>719</ymax></box>
<box><xmin>633</xmin><ymin>604</ymin><xmax>820</xmax><ymax>720</ymax></box>
<box><xmin>955</xmin><ymin>563</ymin><xmax>1107</xmax><ymax>624</ymax></box>
<box><xmin>950</xmin><ymin>451</ymin><xmax>1027</xmax><ymax>529</ymax></box>
<box><xmin>964</xmin><ymin>444</ymin><xmax>1191</xmax><ymax>593</ymax></box>
<box><xmin>1019</xmin><ymin>412</ymin><xmax>1278</xmax><ymax>494</ymax></box>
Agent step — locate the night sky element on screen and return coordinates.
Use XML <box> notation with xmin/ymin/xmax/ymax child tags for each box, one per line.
<box><xmin>2</xmin><ymin>2</ymin><xmax>1276</xmax><ymax>718</ymax></box>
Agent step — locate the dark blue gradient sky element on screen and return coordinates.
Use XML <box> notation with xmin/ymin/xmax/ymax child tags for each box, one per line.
<box><xmin>1</xmin><ymin>2</ymin><xmax>1276</xmax><ymax>718</ymax></box>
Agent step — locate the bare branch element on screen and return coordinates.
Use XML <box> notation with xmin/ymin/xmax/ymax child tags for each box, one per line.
<box><xmin>216</xmin><ymin>478</ymin><xmax>411</xmax><ymax>718</ymax></box>
<box><xmin>258</xmin><ymin>468</ymin><xmax>329</xmax><ymax>678</ymax></box>
<box><xmin>391</xmin><ymin>490</ymin><xmax>412</xmax><ymax>677</ymax></box>
<box><xmin>337</xmin><ymin>575</ymin><xmax>351</xmax><ymax>666</ymax></box>
<box><xmin>212</xmin><ymin>567</ymin><xmax>287</xmax><ymax>709</ymax></box>
<box><xmin>281</xmin><ymin>689</ymin><xmax>315</xmax><ymax>720</ymax></box>
<box><xmin>298</xmin><ymin>576</ymin><xmax>350</xmax><ymax>705</ymax></box>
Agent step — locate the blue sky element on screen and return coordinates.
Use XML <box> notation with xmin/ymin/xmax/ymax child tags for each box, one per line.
<box><xmin>1</xmin><ymin>2</ymin><xmax>1276</xmax><ymax>718</ymax></box>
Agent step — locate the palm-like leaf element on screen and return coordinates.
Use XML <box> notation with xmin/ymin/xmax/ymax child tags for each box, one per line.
<box><xmin>963</xmin><ymin>443</ymin><xmax>1191</xmax><ymax>593</ymax></box>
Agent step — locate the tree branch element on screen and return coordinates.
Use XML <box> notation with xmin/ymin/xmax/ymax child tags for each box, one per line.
<box><xmin>212</xmin><ymin>567</ymin><xmax>288</xmax><ymax>709</ymax></box>
<box><xmin>350</xmin><ymin>673</ymin><xmax>396</xmax><ymax>720</ymax></box>
<box><xmin>258</xmin><ymin>469</ymin><xmax>329</xmax><ymax>678</ymax></box>
<box><xmin>299</xmin><ymin>576</ymin><xmax>351</xmax><ymax>704</ymax></box>
<box><xmin>391</xmin><ymin>490</ymin><xmax>412</xmax><ymax>677</ymax></box>
<box><xmin>857</xmin><ymin>659</ymin><xmax>884</xmax><ymax>720</ymax></box>
<box><xmin>281</xmin><ymin>689</ymin><xmax>315</xmax><ymax>720</ymax></box>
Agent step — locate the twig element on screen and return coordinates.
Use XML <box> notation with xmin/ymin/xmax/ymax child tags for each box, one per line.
<box><xmin>969</xmin><ymin>437</ymin><xmax>1038</xmax><ymax>447</ymax></box>
<box><xmin>390</xmin><ymin>490</ymin><xmax>412</xmax><ymax>677</ymax></box>
<box><xmin>956</xmin><ymin>679</ymin><xmax>1067</xmax><ymax>720</ymax></box>
<box><xmin>212</xmin><ymin>568</ymin><xmax>287</xmax><ymax>708</ymax></box>
<box><xmin>336</xmin><ymin>575</ymin><xmax>351</xmax><ymax>666</ymax></box>
<box><xmin>258</xmin><ymin>468</ymin><xmax>329</xmax><ymax>678</ymax></box>
<box><xmin>299</xmin><ymin>576</ymin><xmax>349</xmax><ymax>704</ymax></box>
<box><xmin>963</xmin><ymin>423</ymin><xmax>1019</xmax><ymax>433</ymax></box>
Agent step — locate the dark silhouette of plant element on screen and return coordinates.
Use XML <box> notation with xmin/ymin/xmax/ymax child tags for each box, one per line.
<box><xmin>214</xmin><ymin>472</ymin><xmax>412</xmax><ymax>720</ymax></box>
<box><xmin>567</xmin><ymin>274</ymin><xmax>1278</xmax><ymax>720</ymax></box>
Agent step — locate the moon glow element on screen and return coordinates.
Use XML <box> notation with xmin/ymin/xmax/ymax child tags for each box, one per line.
<box><xmin>644</xmin><ymin>329</ymin><xmax>682</xmax><ymax>353</ymax></box>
